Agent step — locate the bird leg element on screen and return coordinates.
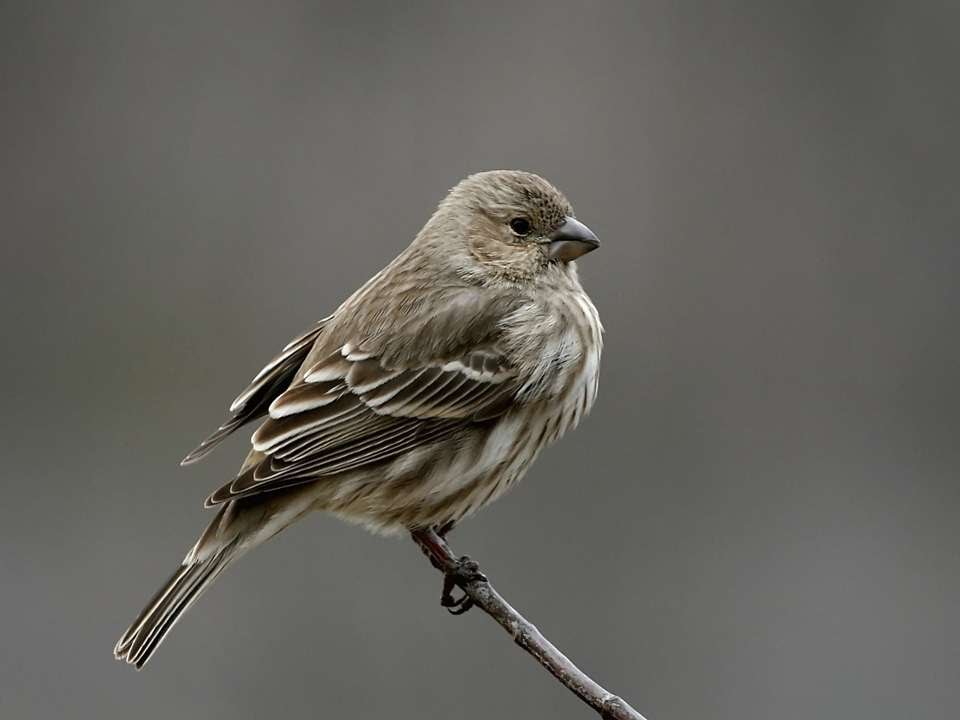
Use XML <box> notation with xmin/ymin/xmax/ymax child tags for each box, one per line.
<box><xmin>411</xmin><ymin>527</ymin><xmax>451</xmax><ymax>571</ymax></box>
<box><xmin>440</xmin><ymin>556</ymin><xmax>486</xmax><ymax>614</ymax></box>
<box><xmin>410</xmin><ymin>527</ymin><xmax>486</xmax><ymax>614</ymax></box>
<box><xmin>432</xmin><ymin>519</ymin><xmax>479</xmax><ymax>614</ymax></box>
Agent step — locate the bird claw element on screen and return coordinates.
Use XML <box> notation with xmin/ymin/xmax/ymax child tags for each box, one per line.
<box><xmin>442</xmin><ymin>592</ymin><xmax>474</xmax><ymax>615</ymax></box>
<box><xmin>440</xmin><ymin>555</ymin><xmax>486</xmax><ymax>615</ymax></box>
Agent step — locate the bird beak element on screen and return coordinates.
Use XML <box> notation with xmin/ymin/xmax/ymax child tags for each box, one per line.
<box><xmin>544</xmin><ymin>217</ymin><xmax>600</xmax><ymax>262</ymax></box>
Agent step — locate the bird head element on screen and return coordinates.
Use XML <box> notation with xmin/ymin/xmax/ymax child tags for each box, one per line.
<box><xmin>417</xmin><ymin>170</ymin><xmax>599</xmax><ymax>284</ymax></box>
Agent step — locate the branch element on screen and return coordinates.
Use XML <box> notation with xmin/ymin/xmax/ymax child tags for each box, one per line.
<box><xmin>412</xmin><ymin>529</ymin><xmax>647</xmax><ymax>720</ymax></box>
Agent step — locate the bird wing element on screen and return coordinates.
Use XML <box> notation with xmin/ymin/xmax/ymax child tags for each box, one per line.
<box><xmin>204</xmin><ymin>343</ymin><xmax>518</xmax><ymax>506</ymax></box>
<box><xmin>180</xmin><ymin>318</ymin><xmax>332</xmax><ymax>465</ymax></box>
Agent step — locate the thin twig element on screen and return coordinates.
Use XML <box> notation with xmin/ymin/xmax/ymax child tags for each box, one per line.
<box><xmin>412</xmin><ymin>528</ymin><xmax>647</xmax><ymax>720</ymax></box>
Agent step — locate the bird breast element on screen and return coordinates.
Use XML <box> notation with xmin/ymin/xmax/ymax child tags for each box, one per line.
<box><xmin>502</xmin><ymin>285</ymin><xmax>603</xmax><ymax>444</ymax></box>
<box><xmin>541</xmin><ymin>289</ymin><xmax>603</xmax><ymax>443</ymax></box>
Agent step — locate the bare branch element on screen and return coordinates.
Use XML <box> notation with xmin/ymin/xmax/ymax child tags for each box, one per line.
<box><xmin>412</xmin><ymin>528</ymin><xmax>647</xmax><ymax>720</ymax></box>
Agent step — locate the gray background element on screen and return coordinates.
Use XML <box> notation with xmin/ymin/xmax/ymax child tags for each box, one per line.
<box><xmin>1</xmin><ymin>2</ymin><xmax>958</xmax><ymax>719</ymax></box>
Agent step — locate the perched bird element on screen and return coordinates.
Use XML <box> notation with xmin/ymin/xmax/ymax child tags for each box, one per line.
<box><xmin>114</xmin><ymin>170</ymin><xmax>602</xmax><ymax>669</ymax></box>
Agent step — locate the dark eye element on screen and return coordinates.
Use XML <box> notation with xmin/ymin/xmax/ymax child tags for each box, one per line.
<box><xmin>509</xmin><ymin>217</ymin><xmax>532</xmax><ymax>236</ymax></box>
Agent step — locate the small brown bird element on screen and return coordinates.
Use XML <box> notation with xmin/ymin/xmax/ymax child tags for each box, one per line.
<box><xmin>114</xmin><ymin>170</ymin><xmax>602</xmax><ymax>668</ymax></box>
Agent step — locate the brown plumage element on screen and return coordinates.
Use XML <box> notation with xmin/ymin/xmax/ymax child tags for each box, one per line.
<box><xmin>114</xmin><ymin>170</ymin><xmax>603</xmax><ymax>668</ymax></box>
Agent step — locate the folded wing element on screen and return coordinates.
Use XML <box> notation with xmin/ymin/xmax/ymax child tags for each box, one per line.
<box><xmin>180</xmin><ymin>319</ymin><xmax>331</xmax><ymax>465</ymax></box>
<box><xmin>204</xmin><ymin>344</ymin><xmax>517</xmax><ymax>506</ymax></box>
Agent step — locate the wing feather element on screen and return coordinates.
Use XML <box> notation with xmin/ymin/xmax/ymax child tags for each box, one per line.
<box><xmin>180</xmin><ymin>319</ymin><xmax>329</xmax><ymax>465</ymax></box>
<box><xmin>205</xmin><ymin>345</ymin><xmax>516</xmax><ymax>506</ymax></box>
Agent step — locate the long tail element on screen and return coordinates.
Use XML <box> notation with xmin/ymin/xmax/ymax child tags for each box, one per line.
<box><xmin>113</xmin><ymin>536</ymin><xmax>240</xmax><ymax>669</ymax></box>
<box><xmin>114</xmin><ymin>485</ymin><xmax>318</xmax><ymax>669</ymax></box>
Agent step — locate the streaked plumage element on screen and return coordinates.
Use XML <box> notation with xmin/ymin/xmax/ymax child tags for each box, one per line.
<box><xmin>114</xmin><ymin>170</ymin><xmax>603</xmax><ymax>668</ymax></box>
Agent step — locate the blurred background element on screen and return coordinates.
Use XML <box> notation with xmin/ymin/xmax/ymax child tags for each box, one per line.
<box><xmin>1</xmin><ymin>2</ymin><xmax>958</xmax><ymax>719</ymax></box>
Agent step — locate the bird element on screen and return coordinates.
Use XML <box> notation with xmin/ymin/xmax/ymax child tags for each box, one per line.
<box><xmin>113</xmin><ymin>170</ymin><xmax>603</xmax><ymax>669</ymax></box>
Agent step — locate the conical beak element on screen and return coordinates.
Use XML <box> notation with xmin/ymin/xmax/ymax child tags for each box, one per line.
<box><xmin>545</xmin><ymin>217</ymin><xmax>600</xmax><ymax>262</ymax></box>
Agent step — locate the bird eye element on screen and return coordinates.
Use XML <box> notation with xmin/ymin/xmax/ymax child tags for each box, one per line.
<box><xmin>509</xmin><ymin>217</ymin><xmax>532</xmax><ymax>237</ymax></box>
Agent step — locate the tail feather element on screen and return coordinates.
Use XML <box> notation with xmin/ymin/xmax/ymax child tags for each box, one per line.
<box><xmin>113</xmin><ymin>539</ymin><xmax>239</xmax><ymax>669</ymax></box>
<box><xmin>114</xmin><ymin>482</ymin><xmax>320</xmax><ymax>669</ymax></box>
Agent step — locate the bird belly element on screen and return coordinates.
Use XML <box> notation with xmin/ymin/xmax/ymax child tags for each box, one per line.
<box><xmin>319</xmin><ymin>414</ymin><xmax>541</xmax><ymax>535</ymax></box>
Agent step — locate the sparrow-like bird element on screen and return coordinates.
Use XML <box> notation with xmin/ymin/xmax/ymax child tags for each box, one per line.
<box><xmin>114</xmin><ymin>170</ymin><xmax>602</xmax><ymax>669</ymax></box>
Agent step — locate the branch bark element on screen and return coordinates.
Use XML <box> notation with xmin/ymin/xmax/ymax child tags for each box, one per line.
<box><xmin>412</xmin><ymin>528</ymin><xmax>647</xmax><ymax>720</ymax></box>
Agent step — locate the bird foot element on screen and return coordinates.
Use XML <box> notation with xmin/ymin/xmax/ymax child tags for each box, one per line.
<box><xmin>441</xmin><ymin>556</ymin><xmax>486</xmax><ymax>615</ymax></box>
